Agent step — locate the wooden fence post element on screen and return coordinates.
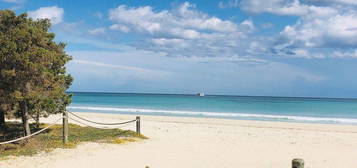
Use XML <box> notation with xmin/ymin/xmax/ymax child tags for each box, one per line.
<box><xmin>63</xmin><ymin>111</ymin><xmax>68</xmax><ymax>145</ymax></box>
<box><xmin>136</xmin><ymin>116</ymin><xmax>140</xmax><ymax>134</ymax></box>
<box><xmin>292</xmin><ymin>158</ymin><xmax>304</xmax><ymax>168</ymax></box>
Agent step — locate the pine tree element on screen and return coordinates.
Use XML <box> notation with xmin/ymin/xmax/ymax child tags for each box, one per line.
<box><xmin>0</xmin><ymin>10</ymin><xmax>73</xmax><ymax>135</ymax></box>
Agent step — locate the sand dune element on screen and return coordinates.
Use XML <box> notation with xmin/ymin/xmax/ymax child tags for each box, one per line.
<box><xmin>1</xmin><ymin>112</ymin><xmax>357</xmax><ymax>168</ymax></box>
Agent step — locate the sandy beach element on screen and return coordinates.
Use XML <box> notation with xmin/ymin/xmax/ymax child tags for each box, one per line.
<box><xmin>1</xmin><ymin>112</ymin><xmax>357</xmax><ymax>168</ymax></box>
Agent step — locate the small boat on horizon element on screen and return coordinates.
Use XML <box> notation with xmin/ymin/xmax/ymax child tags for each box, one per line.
<box><xmin>196</xmin><ymin>93</ymin><xmax>205</xmax><ymax>96</ymax></box>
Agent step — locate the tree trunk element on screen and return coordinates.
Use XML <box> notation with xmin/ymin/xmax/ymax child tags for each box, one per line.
<box><xmin>0</xmin><ymin>109</ymin><xmax>5</xmax><ymax>130</ymax></box>
<box><xmin>20</xmin><ymin>101</ymin><xmax>31</xmax><ymax>136</ymax></box>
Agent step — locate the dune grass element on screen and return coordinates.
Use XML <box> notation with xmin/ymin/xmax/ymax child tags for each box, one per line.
<box><xmin>0</xmin><ymin>122</ymin><xmax>147</xmax><ymax>159</ymax></box>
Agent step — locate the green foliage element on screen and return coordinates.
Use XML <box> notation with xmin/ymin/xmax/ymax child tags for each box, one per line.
<box><xmin>0</xmin><ymin>10</ymin><xmax>73</xmax><ymax>133</ymax></box>
<box><xmin>0</xmin><ymin>122</ymin><xmax>147</xmax><ymax>158</ymax></box>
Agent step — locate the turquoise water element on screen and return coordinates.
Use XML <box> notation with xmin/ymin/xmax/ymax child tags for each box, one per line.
<box><xmin>68</xmin><ymin>92</ymin><xmax>357</xmax><ymax>125</ymax></box>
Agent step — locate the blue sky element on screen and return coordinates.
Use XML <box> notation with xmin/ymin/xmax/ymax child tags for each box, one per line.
<box><xmin>2</xmin><ymin>0</ymin><xmax>357</xmax><ymax>98</ymax></box>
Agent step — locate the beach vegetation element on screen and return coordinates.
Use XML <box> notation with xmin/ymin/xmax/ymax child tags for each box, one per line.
<box><xmin>0</xmin><ymin>10</ymin><xmax>72</xmax><ymax>135</ymax></box>
<box><xmin>0</xmin><ymin>122</ymin><xmax>147</xmax><ymax>159</ymax></box>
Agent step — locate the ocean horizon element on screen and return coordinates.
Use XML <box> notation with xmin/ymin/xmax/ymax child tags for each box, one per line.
<box><xmin>67</xmin><ymin>92</ymin><xmax>357</xmax><ymax>125</ymax></box>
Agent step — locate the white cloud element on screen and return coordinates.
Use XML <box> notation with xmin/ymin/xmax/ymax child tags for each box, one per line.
<box><xmin>292</xmin><ymin>49</ymin><xmax>309</xmax><ymax>58</ymax></box>
<box><xmin>218</xmin><ymin>0</ymin><xmax>240</xmax><ymax>8</ymax></box>
<box><xmin>221</xmin><ymin>0</ymin><xmax>357</xmax><ymax>57</ymax></box>
<box><xmin>88</xmin><ymin>27</ymin><xmax>106</xmax><ymax>35</ymax></box>
<box><xmin>306</xmin><ymin>0</ymin><xmax>357</xmax><ymax>5</ymax></box>
<box><xmin>243</xmin><ymin>0</ymin><xmax>357</xmax><ymax>59</ymax></box>
<box><xmin>110</xmin><ymin>24</ymin><xmax>130</xmax><ymax>33</ymax></box>
<box><xmin>333</xmin><ymin>50</ymin><xmax>357</xmax><ymax>58</ymax></box>
<box><xmin>2</xmin><ymin>0</ymin><xmax>23</xmax><ymax>3</ymax></box>
<box><xmin>240</xmin><ymin>19</ymin><xmax>255</xmax><ymax>32</ymax></box>
<box><xmin>108</xmin><ymin>2</ymin><xmax>259</xmax><ymax>59</ymax></box>
<box><xmin>2</xmin><ymin>0</ymin><xmax>24</xmax><ymax>10</ymax></box>
<box><xmin>240</xmin><ymin>0</ymin><xmax>310</xmax><ymax>16</ymax></box>
<box><xmin>278</xmin><ymin>7</ymin><xmax>357</xmax><ymax>49</ymax></box>
<box><xmin>72</xmin><ymin>59</ymin><xmax>168</xmax><ymax>75</ymax></box>
<box><xmin>178</xmin><ymin>56</ymin><xmax>268</xmax><ymax>64</ymax></box>
<box><xmin>239</xmin><ymin>0</ymin><xmax>340</xmax><ymax>16</ymax></box>
<box><xmin>28</xmin><ymin>6</ymin><xmax>64</xmax><ymax>24</ymax></box>
<box><xmin>109</xmin><ymin>2</ymin><xmax>238</xmax><ymax>36</ymax></box>
<box><xmin>331</xmin><ymin>0</ymin><xmax>357</xmax><ymax>4</ymax></box>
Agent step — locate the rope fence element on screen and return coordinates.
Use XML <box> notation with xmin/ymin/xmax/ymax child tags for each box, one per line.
<box><xmin>0</xmin><ymin>111</ymin><xmax>141</xmax><ymax>145</ymax></box>
<box><xmin>63</xmin><ymin>111</ymin><xmax>140</xmax><ymax>144</ymax></box>
<box><xmin>67</xmin><ymin>115</ymin><xmax>136</xmax><ymax>129</ymax></box>
<box><xmin>67</xmin><ymin>111</ymin><xmax>137</xmax><ymax>125</ymax></box>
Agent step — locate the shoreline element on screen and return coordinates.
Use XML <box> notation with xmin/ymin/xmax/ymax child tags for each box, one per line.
<box><xmin>2</xmin><ymin>112</ymin><xmax>357</xmax><ymax>168</ymax></box>
<box><xmin>68</xmin><ymin>107</ymin><xmax>357</xmax><ymax>125</ymax></box>
<box><xmin>68</xmin><ymin>110</ymin><xmax>357</xmax><ymax>127</ymax></box>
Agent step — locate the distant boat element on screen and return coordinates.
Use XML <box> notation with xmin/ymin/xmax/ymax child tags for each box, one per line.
<box><xmin>196</xmin><ymin>93</ymin><xmax>205</xmax><ymax>96</ymax></box>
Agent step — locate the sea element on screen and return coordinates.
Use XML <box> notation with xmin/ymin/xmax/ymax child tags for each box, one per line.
<box><xmin>67</xmin><ymin>92</ymin><xmax>357</xmax><ymax>125</ymax></box>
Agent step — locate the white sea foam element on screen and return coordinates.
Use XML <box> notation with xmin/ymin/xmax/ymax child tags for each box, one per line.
<box><xmin>67</xmin><ymin>106</ymin><xmax>357</xmax><ymax>124</ymax></box>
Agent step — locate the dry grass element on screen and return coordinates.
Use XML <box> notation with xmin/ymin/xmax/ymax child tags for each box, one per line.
<box><xmin>0</xmin><ymin>122</ymin><xmax>147</xmax><ymax>158</ymax></box>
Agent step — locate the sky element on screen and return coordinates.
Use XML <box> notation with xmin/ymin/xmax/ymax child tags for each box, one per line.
<box><xmin>1</xmin><ymin>0</ymin><xmax>357</xmax><ymax>98</ymax></box>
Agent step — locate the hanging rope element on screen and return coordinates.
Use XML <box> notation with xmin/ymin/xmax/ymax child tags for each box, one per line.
<box><xmin>67</xmin><ymin>116</ymin><xmax>134</xmax><ymax>129</ymax></box>
<box><xmin>67</xmin><ymin>111</ymin><xmax>137</xmax><ymax>125</ymax></box>
<box><xmin>0</xmin><ymin>117</ymin><xmax>62</xmax><ymax>145</ymax></box>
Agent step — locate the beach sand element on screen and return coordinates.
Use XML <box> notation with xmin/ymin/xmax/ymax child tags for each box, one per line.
<box><xmin>1</xmin><ymin>112</ymin><xmax>357</xmax><ymax>168</ymax></box>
